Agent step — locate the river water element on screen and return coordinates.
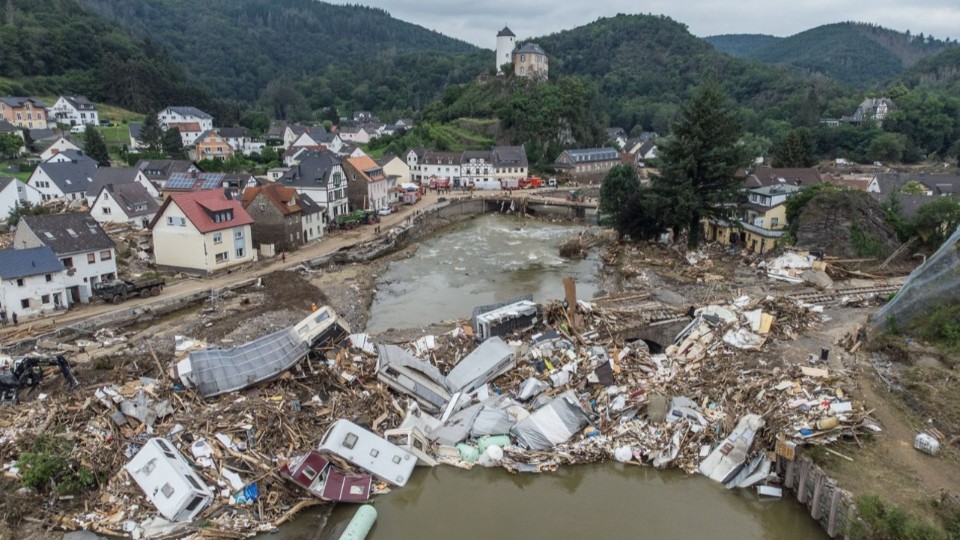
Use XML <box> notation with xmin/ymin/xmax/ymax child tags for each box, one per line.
<box><xmin>275</xmin><ymin>214</ymin><xmax>826</xmax><ymax>540</ymax></box>
<box><xmin>365</xmin><ymin>214</ymin><xmax>602</xmax><ymax>333</ymax></box>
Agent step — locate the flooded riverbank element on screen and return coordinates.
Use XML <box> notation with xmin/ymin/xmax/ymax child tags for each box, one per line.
<box><xmin>366</xmin><ymin>214</ymin><xmax>601</xmax><ymax>333</ymax></box>
<box><xmin>277</xmin><ymin>465</ymin><xmax>826</xmax><ymax>540</ymax></box>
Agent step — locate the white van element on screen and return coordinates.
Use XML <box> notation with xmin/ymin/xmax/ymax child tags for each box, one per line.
<box><xmin>70</xmin><ymin>125</ymin><xmax>86</xmax><ymax>134</ymax></box>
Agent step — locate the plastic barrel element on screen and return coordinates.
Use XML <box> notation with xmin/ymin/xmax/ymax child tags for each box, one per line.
<box><xmin>338</xmin><ymin>505</ymin><xmax>378</xmax><ymax>540</ymax></box>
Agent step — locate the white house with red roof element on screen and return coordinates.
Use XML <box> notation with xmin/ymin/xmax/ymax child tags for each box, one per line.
<box><xmin>149</xmin><ymin>189</ymin><xmax>256</xmax><ymax>274</ymax></box>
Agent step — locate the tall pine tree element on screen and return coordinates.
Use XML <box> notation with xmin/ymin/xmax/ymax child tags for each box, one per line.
<box><xmin>83</xmin><ymin>128</ymin><xmax>111</xmax><ymax>167</ymax></box>
<box><xmin>140</xmin><ymin>113</ymin><xmax>164</xmax><ymax>153</ymax></box>
<box><xmin>625</xmin><ymin>81</ymin><xmax>748</xmax><ymax>247</ymax></box>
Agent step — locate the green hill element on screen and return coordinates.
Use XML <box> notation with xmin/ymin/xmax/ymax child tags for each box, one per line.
<box><xmin>704</xmin><ymin>34</ymin><xmax>782</xmax><ymax>58</ymax></box>
<box><xmin>899</xmin><ymin>47</ymin><xmax>960</xmax><ymax>91</ymax></box>
<box><xmin>0</xmin><ymin>0</ymin><xmax>215</xmax><ymax>115</ymax></box>
<box><xmin>76</xmin><ymin>0</ymin><xmax>482</xmax><ymax>102</ymax></box>
<box><xmin>744</xmin><ymin>22</ymin><xmax>956</xmax><ymax>87</ymax></box>
<box><xmin>528</xmin><ymin>14</ymin><xmax>845</xmax><ymax>133</ymax></box>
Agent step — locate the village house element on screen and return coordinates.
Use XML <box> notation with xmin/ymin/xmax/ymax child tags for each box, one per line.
<box><xmin>0</xmin><ymin>177</ymin><xmax>41</xmax><ymax>222</ymax></box>
<box><xmin>405</xmin><ymin>148</ymin><xmax>428</xmax><ymax>183</ymax></box>
<box><xmin>241</xmin><ymin>183</ymin><xmax>324</xmax><ymax>253</ymax></box>
<box><xmin>626</xmin><ymin>140</ymin><xmax>658</xmax><ymax>167</ymax></box>
<box><xmin>396</xmin><ymin>118</ymin><xmax>415</xmax><ymax>129</ymax></box>
<box><xmin>343</xmin><ymin>155</ymin><xmax>390</xmax><ymax>211</ymax></box>
<box><xmin>158</xmin><ymin>106</ymin><xmax>213</xmax><ymax>132</ymax></box>
<box><xmin>150</xmin><ymin>189</ymin><xmax>255</xmax><ymax>275</ymax></box>
<box><xmin>704</xmin><ymin>184</ymin><xmax>801</xmax><ymax>254</ymax></box>
<box><xmin>866</xmin><ymin>172</ymin><xmax>960</xmax><ymax>197</ymax></box>
<box><xmin>219</xmin><ymin>127</ymin><xmax>250</xmax><ymax>154</ymax></box>
<box><xmin>418</xmin><ymin>151</ymin><xmax>462</xmax><ymax>186</ymax></box>
<box><xmin>161</xmin><ymin>171</ymin><xmax>257</xmax><ymax>199</ymax></box>
<box><xmin>459</xmin><ymin>151</ymin><xmax>494</xmax><ymax>187</ymax></box>
<box><xmin>166</xmin><ymin>122</ymin><xmax>204</xmax><ymax>147</ymax></box>
<box><xmin>378</xmin><ymin>154</ymin><xmax>411</xmax><ymax>186</ymax></box>
<box><xmin>606</xmin><ymin>128</ymin><xmax>628</xmax><ymax>149</ymax></box>
<box><xmin>553</xmin><ymin>148</ymin><xmax>620</xmax><ymax>177</ymax></box>
<box><xmin>337</xmin><ymin>125</ymin><xmax>377</xmax><ymax>145</ymax></box>
<box><xmin>0</xmin><ymin>97</ymin><xmax>48</xmax><ymax>129</ymax></box>
<box><xmin>278</xmin><ymin>151</ymin><xmax>349</xmax><ymax>223</ymax></box>
<box><xmin>492</xmin><ymin>145</ymin><xmax>529</xmax><ymax>185</ymax></box>
<box><xmin>743</xmin><ymin>166</ymin><xmax>823</xmax><ymax>189</ymax></box>
<box><xmin>27</xmin><ymin>158</ymin><xmax>98</xmax><ymax>201</ymax></box>
<box><xmin>0</xmin><ymin>246</ymin><xmax>67</xmax><ymax>318</ymax></box>
<box><xmin>14</xmin><ymin>213</ymin><xmax>117</xmax><ymax>305</ymax></box>
<box><xmin>86</xmin><ymin>167</ymin><xmax>160</xmax><ymax>206</ymax></box>
<box><xmin>39</xmin><ymin>137</ymin><xmax>82</xmax><ymax>162</ymax></box>
<box><xmin>89</xmin><ymin>183</ymin><xmax>160</xmax><ymax>229</ymax></box>
<box><xmin>50</xmin><ymin>96</ymin><xmax>99</xmax><ymax>127</ymax></box>
<box><xmin>135</xmin><ymin>159</ymin><xmax>198</xmax><ymax>189</ymax></box>
<box><xmin>193</xmin><ymin>130</ymin><xmax>235</xmax><ymax>161</ymax></box>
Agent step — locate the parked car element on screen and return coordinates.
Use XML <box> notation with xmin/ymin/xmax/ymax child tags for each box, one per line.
<box><xmin>547</xmin><ymin>178</ymin><xmax>558</xmax><ymax>187</ymax></box>
<box><xmin>377</xmin><ymin>208</ymin><xmax>392</xmax><ymax>217</ymax></box>
<box><xmin>70</xmin><ymin>125</ymin><xmax>86</xmax><ymax>134</ymax></box>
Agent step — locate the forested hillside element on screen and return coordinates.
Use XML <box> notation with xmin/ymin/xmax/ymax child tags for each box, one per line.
<box><xmin>899</xmin><ymin>47</ymin><xmax>960</xmax><ymax>91</ymax></box>
<box><xmin>0</xmin><ymin>0</ymin><xmax>215</xmax><ymax>114</ymax></box>
<box><xmin>744</xmin><ymin>23</ymin><xmax>956</xmax><ymax>87</ymax></box>
<box><xmin>531</xmin><ymin>14</ymin><xmax>848</xmax><ymax>134</ymax></box>
<box><xmin>76</xmin><ymin>0</ymin><xmax>482</xmax><ymax>102</ymax></box>
<box><xmin>704</xmin><ymin>34</ymin><xmax>781</xmax><ymax>58</ymax></box>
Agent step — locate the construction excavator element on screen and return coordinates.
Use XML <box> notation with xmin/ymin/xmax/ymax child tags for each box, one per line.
<box><xmin>0</xmin><ymin>354</ymin><xmax>79</xmax><ymax>405</ymax></box>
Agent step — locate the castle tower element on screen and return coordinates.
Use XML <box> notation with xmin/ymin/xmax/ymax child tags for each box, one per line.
<box><xmin>496</xmin><ymin>26</ymin><xmax>516</xmax><ymax>74</ymax></box>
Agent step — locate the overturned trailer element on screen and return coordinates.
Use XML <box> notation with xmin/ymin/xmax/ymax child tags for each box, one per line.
<box><xmin>318</xmin><ymin>419</ymin><xmax>417</xmax><ymax>487</ymax></box>
<box><xmin>281</xmin><ymin>451</ymin><xmax>373</xmax><ymax>503</ymax></box>
<box><xmin>471</xmin><ymin>296</ymin><xmax>540</xmax><ymax>341</ymax></box>
<box><xmin>375</xmin><ymin>344</ymin><xmax>454</xmax><ymax>414</ymax></box>
<box><xmin>446</xmin><ymin>337</ymin><xmax>516</xmax><ymax>394</ymax></box>
<box><xmin>176</xmin><ymin>307</ymin><xmax>349</xmax><ymax>398</ymax></box>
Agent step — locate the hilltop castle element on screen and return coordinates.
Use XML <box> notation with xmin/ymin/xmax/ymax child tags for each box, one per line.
<box><xmin>496</xmin><ymin>26</ymin><xmax>549</xmax><ymax>80</ymax></box>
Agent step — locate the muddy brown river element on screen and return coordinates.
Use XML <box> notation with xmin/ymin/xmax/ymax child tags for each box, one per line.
<box><xmin>273</xmin><ymin>214</ymin><xmax>826</xmax><ymax>540</ymax></box>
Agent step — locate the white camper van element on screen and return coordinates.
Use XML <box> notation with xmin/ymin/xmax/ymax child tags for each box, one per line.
<box><xmin>318</xmin><ymin>419</ymin><xmax>417</xmax><ymax>487</ymax></box>
<box><xmin>125</xmin><ymin>438</ymin><xmax>213</xmax><ymax>522</ymax></box>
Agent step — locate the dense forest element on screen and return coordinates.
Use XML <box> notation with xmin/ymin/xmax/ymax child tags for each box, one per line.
<box><xmin>75</xmin><ymin>0</ymin><xmax>480</xmax><ymax>102</ymax></box>
<box><xmin>529</xmin><ymin>14</ymin><xmax>850</xmax><ymax>136</ymax></box>
<box><xmin>899</xmin><ymin>47</ymin><xmax>960</xmax><ymax>92</ymax></box>
<box><xmin>0</xmin><ymin>0</ymin><xmax>219</xmax><ymax>115</ymax></box>
<box><xmin>704</xmin><ymin>34</ymin><xmax>782</xmax><ymax>58</ymax></box>
<box><xmin>720</xmin><ymin>23</ymin><xmax>957</xmax><ymax>87</ymax></box>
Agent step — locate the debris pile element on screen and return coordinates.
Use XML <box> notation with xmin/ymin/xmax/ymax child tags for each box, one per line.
<box><xmin>0</xmin><ymin>289</ymin><xmax>882</xmax><ymax>537</ymax></box>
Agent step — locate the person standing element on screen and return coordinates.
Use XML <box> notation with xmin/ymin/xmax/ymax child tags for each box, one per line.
<box><xmin>12</xmin><ymin>312</ymin><xmax>18</xmax><ymax>326</ymax></box>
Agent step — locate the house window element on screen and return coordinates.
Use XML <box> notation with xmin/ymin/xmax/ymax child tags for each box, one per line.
<box><xmin>102</xmin><ymin>207</ymin><xmax>111</xmax><ymax>215</ymax></box>
<box><xmin>87</xmin><ymin>253</ymin><xmax>96</xmax><ymax>264</ymax></box>
<box><xmin>343</xmin><ymin>433</ymin><xmax>358</xmax><ymax>449</ymax></box>
<box><xmin>215</xmin><ymin>252</ymin><xmax>229</xmax><ymax>264</ymax></box>
<box><xmin>235</xmin><ymin>247</ymin><xmax>245</xmax><ymax>258</ymax></box>
<box><xmin>771</xmin><ymin>217</ymin><xmax>780</xmax><ymax>227</ymax></box>
<box><xmin>166</xmin><ymin>216</ymin><xmax>186</xmax><ymax>226</ymax></box>
<box><xmin>100</xmin><ymin>250</ymin><xmax>112</xmax><ymax>261</ymax></box>
<box><xmin>45</xmin><ymin>274</ymin><xmax>52</xmax><ymax>282</ymax></box>
<box><xmin>234</xmin><ymin>229</ymin><xmax>243</xmax><ymax>240</ymax></box>
<box><xmin>62</xmin><ymin>257</ymin><xmax>73</xmax><ymax>268</ymax></box>
<box><xmin>213</xmin><ymin>232</ymin><xmax>222</xmax><ymax>244</ymax></box>
<box><xmin>41</xmin><ymin>294</ymin><xmax>50</xmax><ymax>304</ymax></box>
<box><xmin>20</xmin><ymin>299</ymin><xmax>29</xmax><ymax>309</ymax></box>
<box><xmin>16</xmin><ymin>278</ymin><xmax>24</xmax><ymax>287</ymax></box>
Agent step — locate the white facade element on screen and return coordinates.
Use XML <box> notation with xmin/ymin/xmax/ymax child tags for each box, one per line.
<box><xmin>338</xmin><ymin>128</ymin><xmax>372</xmax><ymax>145</ymax></box>
<box><xmin>460</xmin><ymin>156</ymin><xmax>494</xmax><ymax>186</ymax></box>
<box><xmin>0</xmin><ymin>179</ymin><xmax>41</xmax><ymax>221</ymax></box>
<box><xmin>152</xmin><ymin>204</ymin><xmax>256</xmax><ymax>274</ymax></box>
<box><xmin>368</xmin><ymin>179</ymin><xmax>389</xmax><ymax>211</ymax></box>
<box><xmin>418</xmin><ymin>161</ymin><xmax>461</xmax><ymax>183</ymax></box>
<box><xmin>0</xmin><ymin>268</ymin><xmax>67</xmax><ymax>318</ymax></box>
<box><xmin>157</xmin><ymin>107</ymin><xmax>213</xmax><ymax>132</ymax></box>
<box><xmin>27</xmin><ymin>167</ymin><xmax>67</xmax><ymax>201</ymax></box>
<box><xmin>301</xmin><ymin>210</ymin><xmax>324</xmax><ymax>244</ymax></box>
<box><xmin>90</xmin><ymin>189</ymin><xmax>156</xmax><ymax>229</ymax></box>
<box><xmin>50</xmin><ymin>97</ymin><xmax>99</xmax><ymax>127</ymax></box>
<box><xmin>40</xmin><ymin>137</ymin><xmax>81</xmax><ymax>162</ymax></box>
<box><xmin>381</xmin><ymin>156</ymin><xmax>411</xmax><ymax>184</ymax></box>
<box><xmin>13</xmin><ymin>232</ymin><xmax>117</xmax><ymax>305</ymax></box>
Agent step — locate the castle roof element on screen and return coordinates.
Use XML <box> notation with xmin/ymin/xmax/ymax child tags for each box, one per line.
<box><xmin>497</xmin><ymin>26</ymin><xmax>515</xmax><ymax>37</ymax></box>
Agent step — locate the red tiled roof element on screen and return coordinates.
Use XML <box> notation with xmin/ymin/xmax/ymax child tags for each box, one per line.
<box><xmin>150</xmin><ymin>189</ymin><xmax>254</xmax><ymax>234</ymax></box>
<box><xmin>167</xmin><ymin>122</ymin><xmax>202</xmax><ymax>133</ymax></box>
<box><xmin>242</xmin><ymin>184</ymin><xmax>302</xmax><ymax>216</ymax></box>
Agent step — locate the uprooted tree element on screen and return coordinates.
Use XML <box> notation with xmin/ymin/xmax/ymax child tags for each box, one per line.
<box><xmin>612</xmin><ymin>81</ymin><xmax>749</xmax><ymax>247</ymax></box>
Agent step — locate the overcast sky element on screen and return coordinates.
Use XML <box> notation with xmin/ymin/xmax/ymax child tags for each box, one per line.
<box><xmin>338</xmin><ymin>0</ymin><xmax>960</xmax><ymax>48</ymax></box>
